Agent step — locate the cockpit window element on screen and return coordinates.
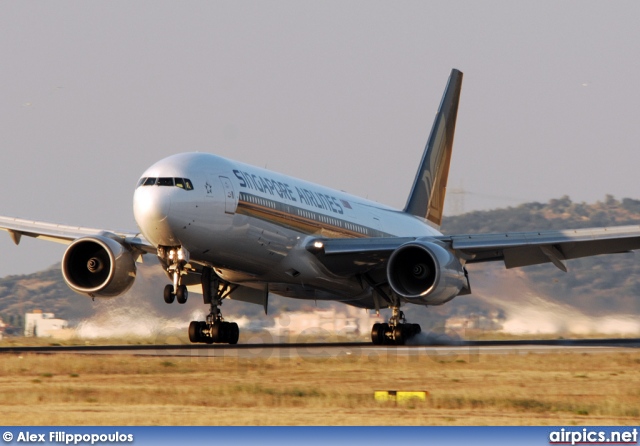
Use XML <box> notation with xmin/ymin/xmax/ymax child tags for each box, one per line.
<box><xmin>157</xmin><ymin>177</ymin><xmax>174</xmax><ymax>186</ymax></box>
<box><xmin>137</xmin><ymin>177</ymin><xmax>194</xmax><ymax>190</ymax></box>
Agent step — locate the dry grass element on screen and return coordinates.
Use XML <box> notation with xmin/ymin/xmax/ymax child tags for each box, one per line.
<box><xmin>0</xmin><ymin>349</ymin><xmax>638</xmax><ymax>425</ymax></box>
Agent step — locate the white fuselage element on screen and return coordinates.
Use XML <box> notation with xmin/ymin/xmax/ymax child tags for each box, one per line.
<box><xmin>133</xmin><ymin>153</ymin><xmax>440</xmax><ymax>306</ymax></box>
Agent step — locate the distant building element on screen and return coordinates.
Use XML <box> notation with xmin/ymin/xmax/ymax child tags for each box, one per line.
<box><xmin>24</xmin><ymin>310</ymin><xmax>69</xmax><ymax>337</ymax></box>
<box><xmin>270</xmin><ymin>307</ymin><xmax>381</xmax><ymax>337</ymax></box>
<box><xmin>0</xmin><ymin>317</ymin><xmax>5</xmax><ymax>340</ymax></box>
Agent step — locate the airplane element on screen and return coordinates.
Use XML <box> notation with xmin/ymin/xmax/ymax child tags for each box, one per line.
<box><xmin>2</xmin><ymin>68</ymin><xmax>640</xmax><ymax>345</ymax></box>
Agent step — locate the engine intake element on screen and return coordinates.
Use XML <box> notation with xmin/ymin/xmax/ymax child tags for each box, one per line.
<box><xmin>387</xmin><ymin>239</ymin><xmax>466</xmax><ymax>305</ymax></box>
<box><xmin>62</xmin><ymin>235</ymin><xmax>137</xmax><ymax>298</ymax></box>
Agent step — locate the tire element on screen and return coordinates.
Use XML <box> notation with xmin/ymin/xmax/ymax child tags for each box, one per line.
<box><xmin>176</xmin><ymin>285</ymin><xmax>188</xmax><ymax>304</ymax></box>
<box><xmin>188</xmin><ymin>321</ymin><xmax>202</xmax><ymax>343</ymax></box>
<box><xmin>227</xmin><ymin>322</ymin><xmax>239</xmax><ymax>345</ymax></box>
<box><xmin>163</xmin><ymin>284</ymin><xmax>175</xmax><ymax>304</ymax></box>
<box><xmin>371</xmin><ymin>323</ymin><xmax>383</xmax><ymax>345</ymax></box>
<box><xmin>210</xmin><ymin>323</ymin><xmax>221</xmax><ymax>343</ymax></box>
<box><xmin>219</xmin><ymin>322</ymin><xmax>230</xmax><ymax>344</ymax></box>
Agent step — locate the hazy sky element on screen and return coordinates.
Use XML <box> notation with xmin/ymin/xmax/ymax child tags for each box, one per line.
<box><xmin>1</xmin><ymin>1</ymin><xmax>640</xmax><ymax>276</ymax></box>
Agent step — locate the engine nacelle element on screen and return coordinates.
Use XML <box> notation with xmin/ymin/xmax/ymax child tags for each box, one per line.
<box><xmin>62</xmin><ymin>235</ymin><xmax>137</xmax><ymax>298</ymax></box>
<box><xmin>387</xmin><ymin>239</ymin><xmax>466</xmax><ymax>305</ymax></box>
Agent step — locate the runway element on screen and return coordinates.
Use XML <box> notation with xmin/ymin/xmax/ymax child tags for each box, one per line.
<box><xmin>1</xmin><ymin>338</ymin><xmax>638</xmax><ymax>359</ymax></box>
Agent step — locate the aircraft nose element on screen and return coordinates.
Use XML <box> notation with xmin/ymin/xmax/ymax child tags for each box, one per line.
<box><xmin>133</xmin><ymin>186</ymin><xmax>178</xmax><ymax>246</ymax></box>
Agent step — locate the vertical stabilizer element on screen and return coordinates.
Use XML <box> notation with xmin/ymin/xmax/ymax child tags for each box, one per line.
<box><xmin>403</xmin><ymin>69</ymin><xmax>463</xmax><ymax>228</ymax></box>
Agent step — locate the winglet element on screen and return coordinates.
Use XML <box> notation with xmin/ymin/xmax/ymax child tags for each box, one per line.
<box><xmin>403</xmin><ymin>69</ymin><xmax>463</xmax><ymax>228</ymax></box>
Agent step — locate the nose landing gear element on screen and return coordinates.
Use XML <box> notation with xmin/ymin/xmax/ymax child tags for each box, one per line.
<box><xmin>163</xmin><ymin>284</ymin><xmax>189</xmax><ymax>304</ymax></box>
<box><xmin>159</xmin><ymin>246</ymin><xmax>191</xmax><ymax>304</ymax></box>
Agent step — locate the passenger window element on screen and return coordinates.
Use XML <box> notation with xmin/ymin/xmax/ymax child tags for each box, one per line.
<box><xmin>175</xmin><ymin>178</ymin><xmax>185</xmax><ymax>189</ymax></box>
<box><xmin>143</xmin><ymin>177</ymin><xmax>157</xmax><ymax>186</ymax></box>
<box><xmin>157</xmin><ymin>177</ymin><xmax>174</xmax><ymax>186</ymax></box>
<box><xmin>184</xmin><ymin>179</ymin><xmax>194</xmax><ymax>190</ymax></box>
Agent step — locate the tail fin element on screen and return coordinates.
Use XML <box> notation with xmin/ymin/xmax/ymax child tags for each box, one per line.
<box><xmin>403</xmin><ymin>69</ymin><xmax>463</xmax><ymax>228</ymax></box>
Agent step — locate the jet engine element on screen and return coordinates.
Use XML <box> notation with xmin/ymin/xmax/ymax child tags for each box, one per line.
<box><xmin>387</xmin><ymin>239</ymin><xmax>466</xmax><ymax>305</ymax></box>
<box><xmin>62</xmin><ymin>235</ymin><xmax>137</xmax><ymax>298</ymax></box>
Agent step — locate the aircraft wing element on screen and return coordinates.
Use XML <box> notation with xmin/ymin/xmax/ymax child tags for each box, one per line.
<box><xmin>447</xmin><ymin>225</ymin><xmax>640</xmax><ymax>270</ymax></box>
<box><xmin>0</xmin><ymin>216</ymin><xmax>155</xmax><ymax>254</ymax></box>
<box><xmin>307</xmin><ymin>225</ymin><xmax>640</xmax><ymax>275</ymax></box>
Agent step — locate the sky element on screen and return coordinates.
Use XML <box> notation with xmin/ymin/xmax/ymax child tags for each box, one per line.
<box><xmin>1</xmin><ymin>1</ymin><xmax>640</xmax><ymax>276</ymax></box>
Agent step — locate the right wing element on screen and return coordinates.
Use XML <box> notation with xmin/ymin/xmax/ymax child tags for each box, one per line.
<box><xmin>0</xmin><ymin>215</ymin><xmax>272</xmax><ymax>305</ymax></box>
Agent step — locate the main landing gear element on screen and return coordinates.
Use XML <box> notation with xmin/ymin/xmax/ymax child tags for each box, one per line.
<box><xmin>188</xmin><ymin>268</ymin><xmax>239</xmax><ymax>345</ymax></box>
<box><xmin>371</xmin><ymin>307</ymin><xmax>421</xmax><ymax>346</ymax></box>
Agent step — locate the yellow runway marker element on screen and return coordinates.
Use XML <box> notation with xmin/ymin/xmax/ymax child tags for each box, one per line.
<box><xmin>374</xmin><ymin>391</ymin><xmax>429</xmax><ymax>403</ymax></box>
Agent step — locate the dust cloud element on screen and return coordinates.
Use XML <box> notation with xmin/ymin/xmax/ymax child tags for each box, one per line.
<box><xmin>471</xmin><ymin>265</ymin><xmax>640</xmax><ymax>336</ymax></box>
<box><xmin>477</xmin><ymin>291</ymin><xmax>640</xmax><ymax>335</ymax></box>
<box><xmin>74</xmin><ymin>300</ymin><xmax>205</xmax><ymax>340</ymax></box>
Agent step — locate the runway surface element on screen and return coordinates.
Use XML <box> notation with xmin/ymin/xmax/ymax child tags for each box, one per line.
<box><xmin>1</xmin><ymin>338</ymin><xmax>638</xmax><ymax>359</ymax></box>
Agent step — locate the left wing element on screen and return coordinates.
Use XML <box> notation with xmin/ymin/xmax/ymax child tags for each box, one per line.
<box><xmin>0</xmin><ymin>216</ymin><xmax>154</xmax><ymax>254</ymax></box>
<box><xmin>447</xmin><ymin>225</ymin><xmax>640</xmax><ymax>270</ymax></box>
<box><xmin>307</xmin><ymin>225</ymin><xmax>640</xmax><ymax>276</ymax></box>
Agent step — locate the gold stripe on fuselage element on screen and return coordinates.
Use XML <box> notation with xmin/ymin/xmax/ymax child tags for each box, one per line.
<box><xmin>236</xmin><ymin>192</ymin><xmax>370</xmax><ymax>239</ymax></box>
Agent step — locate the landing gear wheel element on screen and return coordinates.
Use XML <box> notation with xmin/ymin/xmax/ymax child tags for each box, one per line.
<box><xmin>163</xmin><ymin>284</ymin><xmax>175</xmax><ymax>304</ymax></box>
<box><xmin>371</xmin><ymin>323</ymin><xmax>384</xmax><ymax>345</ymax></box>
<box><xmin>189</xmin><ymin>321</ymin><xmax>202</xmax><ymax>343</ymax></box>
<box><xmin>206</xmin><ymin>323</ymin><xmax>218</xmax><ymax>343</ymax></box>
<box><xmin>227</xmin><ymin>322</ymin><xmax>239</xmax><ymax>345</ymax></box>
<box><xmin>176</xmin><ymin>285</ymin><xmax>188</xmax><ymax>304</ymax></box>
<box><xmin>393</xmin><ymin>325</ymin><xmax>406</xmax><ymax>345</ymax></box>
<box><xmin>215</xmin><ymin>322</ymin><xmax>239</xmax><ymax>344</ymax></box>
